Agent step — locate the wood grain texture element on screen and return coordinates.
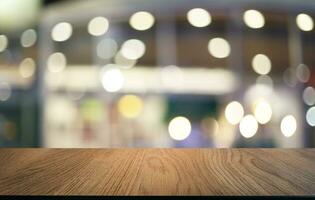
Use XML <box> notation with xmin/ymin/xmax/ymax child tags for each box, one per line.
<box><xmin>0</xmin><ymin>148</ymin><xmax>314</xmax><ymax>195</ymax></box>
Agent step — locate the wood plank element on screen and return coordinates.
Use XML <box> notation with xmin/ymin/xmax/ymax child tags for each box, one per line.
<box><xmin>0</xmin><ymin>148</ymin><xmax>314</xmax><ymax>195</ymax></box>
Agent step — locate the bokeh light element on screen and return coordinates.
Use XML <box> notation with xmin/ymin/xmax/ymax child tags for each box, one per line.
<box><xmin>88</xmin><ymin>16</ymin><xmax>109</xmax><ymax>36</ymax></box>
<box><xmin>254</xmin><ymin>99</ymin><xmax>272</xmax><ymax>124</ymax></box>
<box><xmin>101</xmin><ymin>68</ymin><xmax>124</xmax><ymax>92</ymax></box>
<box><xmin>118</xmin><ymin>95</ymin><xmax>143</xmax><ymax>118</ymax></box>
<box><xmin>281</xmin><ymin>115</ymin><xmax>297</xmax><ymax>137</ymax></box>
<box><xmin>239</xmin><ymin>115</ymin><xmax>258</xmax><ymax>138</ymax></box>
<box><xmin>296</xmin><ymin>64</ymin><xmax>310</xmax><ymax>83</ymax></box>
<box><xmin>51</xmin><ymin>22</ymin><xmax>73</xmax><ymax>42</ymax></box>
<box><xmin>129</xmin><ymin>11</ymin><xmax>155</xmax><ymax>31</ymax></box>
<box><xmin>225</xmin><ymin>101</ymin><xmax>244</xmax><ymax>125</ymax></box>
<box><xmin>256</xmin><ymin>75</ymin><xmax>273</xmax><ymax>88</ymax></box>
<box><xmin>296</xmin><ymin>13</ymin><xmax>314</xmax><ymax>31</ymax></box>
<box><xmin>47</xmin><ymin>52</ymin><xmax>67</xmax><ymax>73</ymax></box>
<box><xmin>252</xmin><ymin>54</ymin><xmax>272</xmax><ymax>75</ymax></box>
<box><xmin>306</xmin><ymin>107</ymin><xmax>315</xmax><ymax>126</ymax></box>
<box><xmin>187</xmin><ymin>8</ymin><xmax>211</xmax><ymax>28</ymax></box>
<box><xmin>243</xmin><ymin>9</ymin><xmax>265</xmax><ymax>29</ymax></box>
<box><xmin>121</xmin><ymin>39</ymin><xmax>146</xmax><ymax>60</ymax></box>
<box><xmin>303</xmin><ymin>87</ymin><xmax>315</xmax><ymax>106</ymax></box>
<box><xmin>0</xmin><ymin>34</ymin><xmax>8</xmax><ymax>52</ymax></box>
<box><xmin>21</xmin><ymin>29</ymin><xmax>37</xmax><ymax>47</ymax></box>
<box><xmin>208</xmin><ymin>37</ymin><xmax>231</xmax><ymax>58</ymax></box>
<box><xmin>201</xmin><ymin>117</ymin><xmax>219</xmax><ymax>137</ymax></box>
<box><xmin>0</xmin><ymin>82</ymin><xmax>11</xmax><ymax>101</ymax></box>
<box><xmin>168</xmin><ymin>116</ymin><xmax>191</xmax><ymax>141</ymax></box>
<box><xmin>114</xmin><ymin>51</ymin><xmax>137</xmax><ymax>69</ymax></box>
<box><xmin>19</xmin><ymin>58</ymin><xmax>36</xmax><ymax>78</ymax></box>
<box><xmin>97</xmin><ymin>38</ymin><xmax>118</xmax><ymax>59</ymax></box>
<box><xmin>283</xmin><ymin>67</ymin><xmax>298</xmax><ymax>87</ymax></box>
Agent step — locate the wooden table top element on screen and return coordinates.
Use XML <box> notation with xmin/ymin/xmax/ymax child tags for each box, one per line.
<box><xmin>0</xmin><ymin>148</ymin><xmax>314</xmax><ymax>196</ymax></box>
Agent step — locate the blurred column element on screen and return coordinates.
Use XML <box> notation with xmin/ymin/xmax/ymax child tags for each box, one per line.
<box><xmin>156</xmin><ymin>15</ymin><xmax>177</xmax><ymax>67</ymax></box>
<box><xmin>288</xmin><ymin>14</ymin><xmax>313</xmax><ymax>147</ymax></box>
<box><xmin>38</xmin><ymin>17</ymin><xmax>54</xmax><ymax>147</ymax></box>
<box><xmin>227</xmin><ymin>8</ymin><xmax>244</xmax><ymax>102</ymax></box>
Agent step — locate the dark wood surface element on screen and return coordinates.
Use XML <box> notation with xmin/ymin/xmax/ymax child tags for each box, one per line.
<box><xmin>0</xmin><ymin>148</ymin><xmax>314</xmax><ymax>195</ymax></box>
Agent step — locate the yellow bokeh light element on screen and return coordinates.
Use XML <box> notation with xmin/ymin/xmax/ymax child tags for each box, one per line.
<box><xmin>129</xmin><ymin>11</ymin><xmax>155</xmax><ymax>31</ymax></box>
<box><xmin>118</xmin><ymin>95</ymin><xmax>143</xmax><ymax>119</ymax></box>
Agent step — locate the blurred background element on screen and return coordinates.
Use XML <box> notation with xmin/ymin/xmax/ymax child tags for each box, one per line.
<box><xmin>0</xmin><ymin>0</ymin><xmax>314</xmax><ymax>148</ymax></box>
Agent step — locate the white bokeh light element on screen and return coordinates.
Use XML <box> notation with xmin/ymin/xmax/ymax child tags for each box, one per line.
<box><xmin>187</xmin><ymin>8</ymin><xmax>211</xmax><ymax>28</ymax></box>
<box><xmin>243</xmin><ymin>9</ymin><xmax>265</xmax><ymax>29</ymax></box>
<box><xmin>21</xmin><ymin>29</ymin><xmax>37</xmax><ymax>47</ymax></box>
<box><xmin>168</xmin><ymin>116</ymin><xmax>191</xmax><ymax>141</ymax></box>
<box><xmin>129</xmin><ymin>11</ymin><xmax>155</xmax><ymax>31</ymax></box>
<box><xmin>254</xmin><ymin>99</ymin><xmax>272</xmax><ymax>124</ymax></box>
<box><xmin>280</xmin><ymin>115</ymin><xmax>297</xmax><ymax>137</ymax></box>
<box><xmin>47</xmin><ymin>52</ymin><xmax>67</xmax><ymax>73</ymax></box>
<box><xmin>51</xmin><ymin>22</ymin><xmax>73</xmax><ymax>42</ymax></box>
<box><xmin>283</xmin><ymin>67</ymin><xmax>298</xmax><ymax>87</ymax></box>
<box><xmin>239</xmin><ymin>115</ymin><xmax>258</xmax><ymax>138</ymax></box>
<box><xmin>296</xmin><ymin>64</ymin><xmax>310</xmax><ymax>83</ymax></box>
<box><xmin>256</xmin><ymin>75</ymin><xmax>273</xmax><ymax>88</ymax></box>
<box><xmin>114</xmin><ymin>51</ymin><xmax>137</xmax><ymax>69</ymax></box>
<box><xmin>225</xmin><ymin>101</ymin><xmax>244</xmax><ymax>125</ymax></box>
<box><xmin>306</xmin><ymin>107</ymin><xmax>315</xmax><ymax>126</ymax></box>
<box><xmin>252</xmin><ymin>54</ymin><xmax>272</xmax><ymax>75</ymax></box>
<box><xmin>121</xmin><ymin>39</ymin><xmax>146</xmax><ymax>60</ymax></box>
<box><xmin>303</xmin><ymin>87</ymin><xmax>315</xmax><ymax>106</ymax></box>
<box><xmin>101</xmin><ymin>68</ymin><xmax>124</xmax><ymax>92</ymax></box>
<box><xmin>0</xmin><ymin>82</ymin><xmax>11</xmax><ymax>101</ymax></box>
<box><xmin>88</xmin><ymin>17</ymin><xmax>109</xmax><ymax>36</ymax></box>
<box><xmin>0</xmin><ymin>35</ymin><xmax>8</xmax><ymax>52</ymax></box>
<box><xmin>97</xmin><ymin>38</ymin><xmax>118</xmax><ymax>59</ymax></box>
<box><xmin>296</xmin><ymin>13</ymin><xmax>314</xmax><ymax>32</ymax></box>
<box><xmin>208</xmin><ymin>37</ymin><xmax>231</xmax><ymax>58</ymax></box>
<box><xmin>19</xmin><ymin>58</ymin><xmax>36</xmax><ymax>78</ymax></box>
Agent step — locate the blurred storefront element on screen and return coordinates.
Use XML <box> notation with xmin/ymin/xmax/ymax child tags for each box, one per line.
<box><xmin>0</xmin><ymin>0</ymin><xmax>314</xmax><ymax>147</ymax></box>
